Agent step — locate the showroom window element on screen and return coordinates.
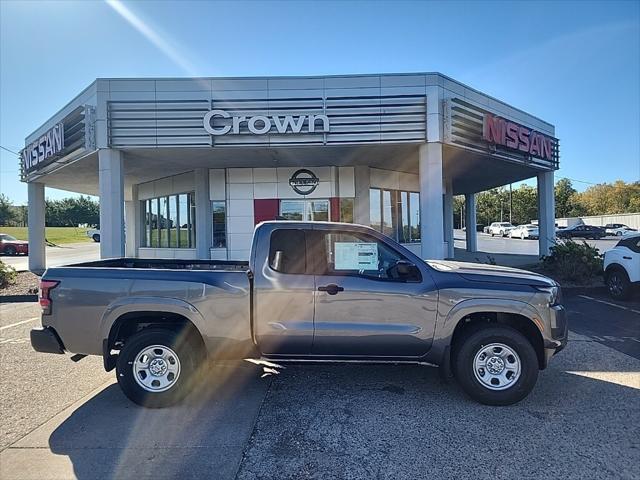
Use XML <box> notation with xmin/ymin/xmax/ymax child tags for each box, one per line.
<box><xmin>142</xmin><ymin>192</ymin><xmax>196</xmax><ymax>248</ymax></box>
<box><xmin>339</xmin><ymin>198</ymin><xmax>354</xmax><ymax>223</ymax></box>
<box><xmin>212</xmin><ymin>201</ymin><xmax>227</xmax><ymax>248</ymax></box>
<box><xmin>280</xmin><ymin>199</ymin><xmax>330</xmax><ymax>221</ymax></box>
<box><xmin>370</xmin><ymin>188</ymin><xmax>421</xmax><ymax>243</ymax></box>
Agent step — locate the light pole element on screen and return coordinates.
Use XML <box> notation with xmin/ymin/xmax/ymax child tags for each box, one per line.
<box><xmin>509</xmin><ymin>183</ymin><xmax>513</xmax><ymax>224</ymax></box>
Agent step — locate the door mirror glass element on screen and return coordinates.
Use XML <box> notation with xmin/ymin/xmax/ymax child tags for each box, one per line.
<box><xmin>387</xmin><ymin>260</ymin><xmax>421</xmax><ymax>281</ymax></box>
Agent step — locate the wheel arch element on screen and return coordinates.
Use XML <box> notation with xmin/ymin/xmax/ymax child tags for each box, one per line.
<box><xmin>101</xmin><ymin>297</ymin><xmax>206</xmax><ymax>371</ymax></box>
<box><xmin>435</xmin><ymin>299</ymin><xmax>546</xmax><ymax>370</ymax></box>
<box><xmin>604</xmin><ymin>262</ymin><xmax>628</xmax><ymax>276</ymax></box>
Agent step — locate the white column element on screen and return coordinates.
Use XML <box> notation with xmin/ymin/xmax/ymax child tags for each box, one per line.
<box><xmin>419</xmin><ymin>143</ymin><xmax>445</xmax><ymax>260</ymax></box>
<box><xmin>443</xmin><ymin>180</ymin><xmax>454</xmax><ymax>258</ymax></box>
<box><xmin>353</xmin><ymin>165</ymin><xmax>370</xmax><ymax>226</ymax></box>
<box><xmin>98</xmin><ymin>149</ymin><xmax>125</xmax><ymax>258</ymax></box>
<box><xmin>124</xmin><ymin>184</ymin><xmax>139</xmax><ymax>257</ymax></box>
<box><xmin>194</xmin><ymin>168</ymin><xmax>212</xmax><ymax>259</ymax></box>
<box><xmin>465</xmin><ymin>193</ymin><xmax>478</xmax><ymax>253</ymax></box>
<box><xmin>537</xmin><ymin>170</ymin><xmax>555</xmax><ymax>257</ymax></box>
<box><xmin>27</xmin><ymin>182</ymin><xmax>46</xmax><ymax>273</ymax></box>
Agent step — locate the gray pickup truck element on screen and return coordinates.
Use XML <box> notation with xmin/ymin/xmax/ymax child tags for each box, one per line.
<box><xmin>31</xmin><ymin>221</ymin><xmax>567</xmax><ymax>407</ymax></box>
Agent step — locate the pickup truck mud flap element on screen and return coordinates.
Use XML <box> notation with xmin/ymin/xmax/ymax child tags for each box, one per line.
<box><xmin>103</xmin><ymin>339</ymin><xmax>117</xmax><ymax>371</ymax></box>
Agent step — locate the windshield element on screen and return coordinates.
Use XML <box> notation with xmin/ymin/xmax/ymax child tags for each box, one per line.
<box><xmin>0</xmin><ymin>234</ymin><xmax>17</xmax><ymax>241</ymax></box>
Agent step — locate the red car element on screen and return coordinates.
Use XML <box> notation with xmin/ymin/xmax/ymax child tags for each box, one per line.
<box><xmin>0</xmin><ymin>234</ymin><xmax>29</xmax><ymax>255</ymax></box>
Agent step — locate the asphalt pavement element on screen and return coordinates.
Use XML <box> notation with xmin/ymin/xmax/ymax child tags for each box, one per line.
<box><xmin>0</xmin><ymin>293</ymin><xmax>638</xmax><ymax>479</ymax></box>
<box><xmin>1</xmin><ymin>242</ymin><xmax>99</xmax><ymax>272</ymax></box>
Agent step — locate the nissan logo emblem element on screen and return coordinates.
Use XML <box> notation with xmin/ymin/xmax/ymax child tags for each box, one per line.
<box><xmin>289</xmin><ymin>169</ymin><xmax>320</xmax><ymax>195</ymax></box>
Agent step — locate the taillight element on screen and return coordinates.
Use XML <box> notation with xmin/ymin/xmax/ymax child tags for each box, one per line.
<box><xmin>39</xmin><ymin>280</ymin><xmax>59</xmax><ymax>315</ymax></box>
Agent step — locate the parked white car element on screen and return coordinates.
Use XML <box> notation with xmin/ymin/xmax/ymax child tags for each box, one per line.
<box><xmin>86</xmin><ymin>229</ymin><xmax>100</xmax><ymax>242</ymax></box>
<box><xmin>603</xmin><ymin>233</ymin><xmax>640</xmax><ymax>300</ymax></box>
<box><xmin>488</xmin><ymin>222</ymin><xmax>515</xmax><ymax>237</ymax></box>
<box><xmin>604</xmin><ymin>223</ymin><xmax>637</xmax><ymax>236</ymax></box>
<box><xmin>509</xmin><ymin>224</ymin><xmax>539</xmax><ymax>240</ymax></box>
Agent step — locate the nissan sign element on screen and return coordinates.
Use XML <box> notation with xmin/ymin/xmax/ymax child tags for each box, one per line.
<box><xmin>289</xmin><ymin>169</ymin><xmax>320</xmax><ymax>195</ymax></box>
<box><xmin>203</xmin><ymin>109</ymin><xmax>330</xmax><ymax>136</ymax></box>
<box><xmin>22</xmin><ymin>122</ymin><xmax>65</xmax><ymax>173</ymax></box>
<box><xmin>483</xmin><ymin>113</ymin><xmax>554</xmax><ymax>161</ymax></box>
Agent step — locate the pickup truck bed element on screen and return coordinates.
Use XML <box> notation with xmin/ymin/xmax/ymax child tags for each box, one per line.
<box><xmin>37</xmin><ymin>258</ymin><xmax>254</xmax><ymax>360</ymax></box>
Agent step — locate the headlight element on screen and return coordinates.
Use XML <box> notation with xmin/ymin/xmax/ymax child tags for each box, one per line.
<box><xmin>536</xmin><ymin>285</ymin><xmax>560</xmax><ymax>306</ymax></box>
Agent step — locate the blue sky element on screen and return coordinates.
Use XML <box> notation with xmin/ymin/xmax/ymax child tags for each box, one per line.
<box><xmin>1</xmin><ymin>0</ymin><xmax>639</xmax><ymax>204</ymax></box>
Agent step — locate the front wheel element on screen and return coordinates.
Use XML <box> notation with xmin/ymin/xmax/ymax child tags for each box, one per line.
<box><xmin>4</xmin><ymin>245</ymin><xmax>17</xmax><ymax>256</ymax></box>
<box><xmin>116</xmin><ymin>328</ymin><xmax>200</xmax><ymax>408</ymax></box>
<box><xmin>606</xmin><ymin>268</ymin><xmax>631</xmax><ymax>300</ymax></box>
<box><xmin>453</xmin><ymin>326</ymin><xmax>539</xmax><ymax>406</ymax></box>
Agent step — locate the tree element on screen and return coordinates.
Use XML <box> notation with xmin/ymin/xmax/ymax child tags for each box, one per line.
<box><xmin>555</xmin><ymin>178</ymin><xmax>587</xmax><ymax>218</ymax></box>
<box><xmin>0</xmin><ymin>194</ymin><xmax>17</xmax><ymax>226</ymax></box>
<box><xmin>574</xmin><ymin>181</ymin><xmax>640</xmax><ymax>215</ymax></box>
<box><xmin>45</xmin><ymin>196</ymin><xmax>99</xmax><ymax>227</ymax></box>
<box><xmin>510</xmin><ymin>185</ymin><xmax>538</xmax><ymax>225</ymax></box>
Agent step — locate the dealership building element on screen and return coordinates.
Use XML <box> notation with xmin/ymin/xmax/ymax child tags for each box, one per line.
<box><xmin>21</xmin><ymin>73</ymin><xmax>558</xmax><ymax>271</ymax></box>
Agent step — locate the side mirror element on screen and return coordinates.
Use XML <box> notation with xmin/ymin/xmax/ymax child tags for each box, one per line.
<box><xmin>389</xmin><ymin>260</ymin><xmax>421</xmax><ymax>281</ymax></box>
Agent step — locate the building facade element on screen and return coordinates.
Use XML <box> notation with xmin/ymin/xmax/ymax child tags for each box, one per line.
<box><xmin>22</xmin><ymin>73</ymin><xmax>559</xmax><ymax>271</ymax></box>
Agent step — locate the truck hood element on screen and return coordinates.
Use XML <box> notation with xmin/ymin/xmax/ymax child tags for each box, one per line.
<box><xmin>426</xmin><ymin>260</ymin><xmax>556</xmax><ymax>287</ymax></box>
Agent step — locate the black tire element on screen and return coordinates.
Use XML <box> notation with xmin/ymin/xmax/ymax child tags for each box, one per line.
<box><xmin>116</xmin><ymin>328</ymin><xmax>200</xmax><ymax>408</ymax></box>
<box><xmin>4</xmin><ymin>245</ymin><xmax>16</xmax><ymax>256</ymax></box>
<box><xmin>453</xmin><ymin>326</ymin><xmax>539</xmax><ymax>406</ymax></box>
<box><xmin>606</xmin><ymin>268</ymin><xmax>631</xmax><ymax>300</ymax></box>
<box><xmin>92</xmin><ymin>234</ymin><xmax>100</xmax><ymax>242</ymax></box>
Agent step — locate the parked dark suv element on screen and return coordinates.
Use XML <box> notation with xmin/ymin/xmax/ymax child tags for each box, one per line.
<box><xmin>556</xmin><ymin>225</ymin><xmax>605</xmax><ymax>240</ymax></box>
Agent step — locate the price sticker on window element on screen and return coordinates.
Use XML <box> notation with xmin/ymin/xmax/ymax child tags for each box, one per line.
<box><xmin>334</xmin><ymin>242</ymin><xmax>378</xmax><ymax>270</ymax></box>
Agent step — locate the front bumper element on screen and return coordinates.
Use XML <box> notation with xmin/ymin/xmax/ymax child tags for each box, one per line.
<box><xmin>30</xmin><ymin>326</ymin><xmax>65</xmax><ymax>354</ymax></box>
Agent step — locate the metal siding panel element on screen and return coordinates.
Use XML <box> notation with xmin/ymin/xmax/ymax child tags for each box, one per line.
<box><xmin>107</xmin><ymin>91</ymin><xmax>428</xmax><ymax>148</ymax></box>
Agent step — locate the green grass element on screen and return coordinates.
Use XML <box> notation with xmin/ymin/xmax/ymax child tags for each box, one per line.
<box><xmin>1</xmin><ymin>227</ymin><xmax>93</xmax><ymax>245</ymax></box>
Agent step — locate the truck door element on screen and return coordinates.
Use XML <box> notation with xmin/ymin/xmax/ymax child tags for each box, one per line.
<box><xmin>310</xmin><ymin>228</ymin><xmax>438</xmax><ymax>358</ymax></box>
<box><xmin>253</xmin><ymin>227</ymin><xmax>315</xmax><ymax>355</ymax></box>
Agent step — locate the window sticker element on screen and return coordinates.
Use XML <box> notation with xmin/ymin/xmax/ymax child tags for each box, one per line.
<box><xmin>334</xmin><ymin>242</ymin><xmax>378</xmax><ymax>270</ymax></box>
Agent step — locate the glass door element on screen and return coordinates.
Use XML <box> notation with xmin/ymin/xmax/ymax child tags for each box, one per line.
<box><xmin>280</xmin><ymin>199</ymin><xmax>330</xmax><ymax>221</ymax></box>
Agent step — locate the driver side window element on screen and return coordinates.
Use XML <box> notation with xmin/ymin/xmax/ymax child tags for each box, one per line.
<box><xmin>315</xmin><ymin>231</ymin><xmax>418</xmax><ymax>281</ymax></box>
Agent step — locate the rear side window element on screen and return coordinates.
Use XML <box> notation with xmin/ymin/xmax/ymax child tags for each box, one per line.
<box><xmin>617</xmin><ymin>237</ymin><xmax>640</xmax><ymax>253</ymax></box>
<box><xmin>269</xmin><ymin>229</ymin><xmax>307</xmax><ymax>274</ymax></box>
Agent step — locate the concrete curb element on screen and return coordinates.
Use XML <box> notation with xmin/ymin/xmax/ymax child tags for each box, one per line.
<box><xmin>561</xmin><ymin>285</ymin><xmax>607</xmax><ymax>296</ymax></box>
<box><xmin>0</xmin><ymin>294</ymin><xmax>38</xmax><ymax>304</ymax></box>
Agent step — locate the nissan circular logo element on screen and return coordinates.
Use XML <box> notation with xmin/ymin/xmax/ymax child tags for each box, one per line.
<box><xmin>289</xmin><ymin>169</ymin><xmax>319</xmax><ymax>195</ymax></box>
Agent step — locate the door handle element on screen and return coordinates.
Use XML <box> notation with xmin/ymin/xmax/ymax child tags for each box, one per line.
<box><xmin>318</xmin><ymin>284</ymin><xmax>344</xmax><ymax>295</ymax></box>
<box><xmin>623</xmin><ymin>256</ymin><xmax>632</xmax><ymax>260</ymax></box>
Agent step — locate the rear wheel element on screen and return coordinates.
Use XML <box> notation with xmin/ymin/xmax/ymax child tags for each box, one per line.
<box><xmin>116</xmin><ymin>328</ymin><xmax>200</xmax><ymax>408</ymax></box>
<box><xmin>453</xmin><ymin>326</ymin><xmax>539</xmax><ymax>406</ymax></box>
<box><xmin>92</xmin><ymin>234</ymin><xmax>100</xmax><ymax>242</ymax></box>
<box><xmin>606</xmin><ymin>268</ymin><xmax>631</xmax><ymax>300</ymax></box>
